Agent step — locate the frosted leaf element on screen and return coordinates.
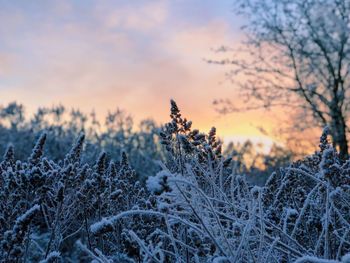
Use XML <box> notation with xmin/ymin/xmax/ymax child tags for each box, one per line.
<box><xmin>90</xmin><ymin>218</ymin><xmax>114</xmax><ymax>235</ymax></box>
<box><xmin>146</xmin><ymin>170</ymin><xmax>172</xmax><ymax>194</ymax></box>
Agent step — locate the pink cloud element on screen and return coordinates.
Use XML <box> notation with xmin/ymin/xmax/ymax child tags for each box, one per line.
<box><xmin>0</xmin><ymin>1</ymin><xmax>282</xmax><ymax>146</ymax></box>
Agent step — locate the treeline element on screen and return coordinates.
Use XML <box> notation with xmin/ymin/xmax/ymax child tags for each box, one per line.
<box><xmin>0</xmin><ymin>102</ymin><xmax>293</xmax><ymax>183</ymax></box>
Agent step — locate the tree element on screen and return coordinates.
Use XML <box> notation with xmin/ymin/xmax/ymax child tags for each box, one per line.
<box><xmin>211</xmin><ymin>0</ymin><xmax>350</xmax><ymax>159</ymax></box>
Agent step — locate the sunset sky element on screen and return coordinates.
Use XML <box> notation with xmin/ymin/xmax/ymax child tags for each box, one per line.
<box><xmin>0</xmin><ymin>0</ymin><xmax>278</xmax><ymax>149</ymax></box>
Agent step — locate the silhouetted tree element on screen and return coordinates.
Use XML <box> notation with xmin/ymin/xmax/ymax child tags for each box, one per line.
<box><xmin>211</xmin><ymin>0</ymin><xmax>350</xmax><ymax>159</ymax></box>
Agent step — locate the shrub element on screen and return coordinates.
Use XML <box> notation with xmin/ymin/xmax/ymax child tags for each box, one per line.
<box><xmin>1</xmin><ymin>101</ymin><xmax>349</xmax><ymax>262</ymax></box>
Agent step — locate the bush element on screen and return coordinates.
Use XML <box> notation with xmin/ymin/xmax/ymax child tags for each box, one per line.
<box><xmin>1</xmin><ymin>101</ymin><xmax>349</xmax><ymax>262</ymax></box>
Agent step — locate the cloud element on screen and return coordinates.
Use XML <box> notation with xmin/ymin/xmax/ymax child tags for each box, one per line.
<box><xmin>94</xmin><ymin>0</ymin><xmax>169</xmax><ymax>32</ymax></box>
<box><xmin>167</xmin><ymin>20</ymin><xmax>238</xmax><ymax>57</ymax></box>
<box><xmin>0</xmin><ymin>0</ymin><xmax>280</xmax><ymax>146</ymax></box>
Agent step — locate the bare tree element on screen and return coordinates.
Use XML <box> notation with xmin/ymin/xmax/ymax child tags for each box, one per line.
<box><xmin>211</xmin><ymin>0</ymin><xmax>350</xmax><ymax>158</ymax></box>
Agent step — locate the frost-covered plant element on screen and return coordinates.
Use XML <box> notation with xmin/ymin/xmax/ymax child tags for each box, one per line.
<box><xmin>2</xmin><ymin>100</ymin><xmax>350</xmax><ymax>262</ymax></box>
<box><xmin>1</xmin><ymin>204</ymin><xmax>40</xmax><ymax>262</ymax></box>
<box><xmin>0</xmin><ymin>130</ymin><xmax>154</xmax><ymax>261</ymax></box>
<box><xmin>91</xmin><ymin>102</ymin><xmax>350</xmax><ymax>263</ymax></box>
<box><xmin>0</xmin><ymin>102</ymin><xmax>163</xmax><ymax>181</ymax></box>
<box><xmin>263</xmin><ymin>127</ymin><xmax>350</xmax><ymax>261</ymax></box>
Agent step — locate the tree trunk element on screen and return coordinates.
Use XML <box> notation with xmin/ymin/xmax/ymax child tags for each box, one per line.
<box><xmin>337</xmin><ymin>122</ymin><xmax>348</xmax><ymax>160</ymax></box>
<box><xmin>331</xmin><ymin>110</ymin><xmax>349</xmax><ymax>159</ymax></box>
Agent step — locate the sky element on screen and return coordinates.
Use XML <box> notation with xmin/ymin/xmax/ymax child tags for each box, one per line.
<box><xmin>0</xmin><ymin>0</ymin><xmax>278</xmax><ymax>150</ymax></box>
